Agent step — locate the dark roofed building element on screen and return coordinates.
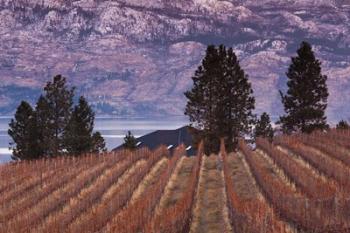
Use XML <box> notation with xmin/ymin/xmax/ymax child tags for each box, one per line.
<box><xmin>113</xmin><ymin>126</ymin><xmax>196</xmax><ymax>156</ymax></box>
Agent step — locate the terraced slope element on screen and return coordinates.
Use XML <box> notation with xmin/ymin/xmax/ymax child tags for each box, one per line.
<box><xmin>2</xmin><ymin>130</ymin><xmax>350</xmax><ymax>232</ymax></box>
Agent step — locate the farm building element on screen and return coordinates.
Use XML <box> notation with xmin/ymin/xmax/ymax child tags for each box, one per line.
<box><xmin>113</xmin><ymin>126</ymin><xmax>196</xmax><ymax>156</ymax></box>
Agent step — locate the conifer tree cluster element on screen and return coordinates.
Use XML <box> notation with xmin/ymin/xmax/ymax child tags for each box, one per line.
<box><xmin>185</xmin><ymin>41</ymin><xmax>330</xmax><ymax>151</ymax></box>
<box><xmin>8</xmin><ymin>75</ymin><xmax>106</xmax><ymax>160</ymax></box>
<box><xmin>185</xmin><ymin>45</ymin><xmax>255</xmax><ymax>153</ymax></box>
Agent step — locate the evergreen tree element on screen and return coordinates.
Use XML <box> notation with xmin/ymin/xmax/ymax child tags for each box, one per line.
<box><xmin>185</xmin><ymin>45</ymin><xmax>221</xmax><ymax>153</ymax></box>
<box><xmin>336</xmin><ymin>120</ymin><xmax>349</xmax><ymax>130</ymax></box>
<box><xmin>279</xmin><ymin>41</ymin><xmax>329</xmax><ymax>134</ymax></box>
<box><xmin>35</xmin><ymin>95</ymin><xmax>52</xmax><ymax>157</ymax></box>
<box><xmin>8</xmin><ymin>101</ymin><xmax>42</xmax><ymax>160</ymax></box>
<box><xmin>255</xmin><ymin>112</ymin><xmax>274</xmax><ymax>142</ymax></box>
<box><xmin>63</xmin><ymin>96</ymin><xmax>95</xmax><ymax>155</ymax></box>
<box><xmin>185</xmin><ymin>45</ymin><xmax>255</xmax><ymax>153</ymax></box>
<box><xmin>92</xmin><ymin>132</ymin><xmax>107</xmax><ymax>153</ymax></box>
<box><xmin>123</xmin><ymin>131</ymin><xmax>137</xmax><ymax>150</ymax></box>
<box><xmin>218</xmin><ymin>46</ymin><xmax>255</xmax><ymax>151</ymax></box>
<box><xmin>42</xmin><ymin>75</ymin><xmax>75</xmax><ymax>156</ymax></box>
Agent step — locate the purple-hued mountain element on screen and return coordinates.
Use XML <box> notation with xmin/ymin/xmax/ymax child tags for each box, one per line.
<box><xmin>1</xmin><ymin>0</ymin><xmax>350</xmax><ymax>122</ymax></box>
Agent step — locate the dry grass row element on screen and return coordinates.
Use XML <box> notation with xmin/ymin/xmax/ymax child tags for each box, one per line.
<box><xmin>66</xmin><ymin>146</ymin><xmax>169</xmax><ymax>233</ymax></box>
<box><xmin>295</xmin><ymin>133</ymin><xmax>350</xmax><ymax>167</ymax></box>
<box><xmin>189</xmin><ymin>154</ymin><xmax>229</xmax><ymax>233</ymax></box>
<box><xmin>315</xmin><ymin>129</ymin><xmax>350</xmax><ymax>151</ymax></box>
<box><xmin>0</xmin><ymin>153</ymin><xmax>126</xmax><ymax>226</ymax></box>
<box><xmin>2</xmin><ymin>150</ymin><xmax>133</xmax><ymax>233</ymax></box>
<box><xmin>239</xmin><ymin>140</ymin><xmax>350</xmax><ymax>232</ymax></box>
<box><xmin>222</xmin><ymin>141</ymin><xmax>290</xmax><ymax>233</ymax></box>
<box><xmin>0</xmin><ymin>164</ymin><xmax>87</xmax><ymax>223</ymax></box>
<box><xmin>4</xmin><ymin>160</ymin><xmax>112</xmax><ymax>233</ymax></box>
<box><xmin>0</xmin><ymin>154</ymin><xmax>109</xmax><ymax>193</ymax></box>
<box><xmin>146</xmin><ymin>144</ymin><xmax>203</xmax><ymax>233</ymax></box>
<box><xmin>0</xmin><ymin>164</ymin><xmax>67</xmax><ymax>206</ymax></box>
<box><xmin>275</xmin><ymin>136</ymin><xmax>350</xmax><ymax>193</ymax></box>
<box><xmin>129</xmin><ymin>157</ymin><xmax>169</xmax><ymax>204</ymax></box>
<box><xmin>65</xmin><ymin>159</ymin><xmax>147</xmax><ymax>232</ymax></box>
<box><xmin>276</xmin><ymin>146</ymin><xmax>329</xmax><ymax>184</ymax></box>
<box><xmin>34</xmin><ymin>148</ymin><xmax>156</xmax><ymax>233</ymax></box>
<box><xmin>257</xmin><ymin>138</ymin><xmax>337</xmax><ymax>199</ymax></box>
<box><xmin>105</xmin><ymin>146</ymin><xmax>185</xmax><ymax>233</ymax></box>
<box><xmin>156</xmin><ymin>156</ymin><xmax>192</xmax><ymax>212</ymax></box>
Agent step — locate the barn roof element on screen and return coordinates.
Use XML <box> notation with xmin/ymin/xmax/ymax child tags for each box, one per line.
<box><xmin>113</xmin><ymin>126</ymin><xmax>196</xmax><ymax>156</ymax></box>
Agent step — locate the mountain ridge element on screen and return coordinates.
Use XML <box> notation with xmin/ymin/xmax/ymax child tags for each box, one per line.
<box><xmin>0</xmin><ymin>0</ymin><xmax>350</xmax><ymax>122</ymax></box>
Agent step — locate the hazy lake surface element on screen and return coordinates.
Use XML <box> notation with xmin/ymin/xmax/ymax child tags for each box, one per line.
<box><xmin>0</xmin><ymin>116</ymin><xmax>188</xmax><ymax>163</ymax></box>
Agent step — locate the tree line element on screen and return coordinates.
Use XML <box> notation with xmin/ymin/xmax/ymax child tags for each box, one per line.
<box><xmin>8</xmin><ymin>75</ymin><xmax>106</xmax><ymax>160</ymax></box>
<box><xmin>9</xmin><ymin>41</ymin><xmax>348</xmax><ymax>159</ymax></box>
<box><xmin>185</xmin><ymin>41</ymin><xmax>333</xmax><ymax>154</ymax></box>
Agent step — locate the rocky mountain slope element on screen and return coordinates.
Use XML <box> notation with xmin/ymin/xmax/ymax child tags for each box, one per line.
<box><xmin>1</xmin><ymin>0</ymin><xmax>350</xmax><ymax>121</ymax></box>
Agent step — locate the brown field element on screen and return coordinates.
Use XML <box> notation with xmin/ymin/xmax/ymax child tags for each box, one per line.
<box><xmin>2</xmin><ymin>130</ymin><xmax>350</xmax><ymax>232</ymax></box>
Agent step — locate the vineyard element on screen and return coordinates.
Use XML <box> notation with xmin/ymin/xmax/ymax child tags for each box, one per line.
<box><xmin>1</xmin><ymin>130</ymin><xmax>350</xmax><ymax>232</ymax></box>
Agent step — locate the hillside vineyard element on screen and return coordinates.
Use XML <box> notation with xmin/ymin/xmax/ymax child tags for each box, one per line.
<box><xmin>1</xmin><ymin>131</ymin><xmax>350</xmax><ymax>232</ymax></box>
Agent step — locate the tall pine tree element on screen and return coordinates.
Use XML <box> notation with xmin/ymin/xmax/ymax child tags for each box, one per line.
<box><xmin>185</xmin><ymin>45</ymin><xmax>222</xmax><ymax>154</ymax></box>
<box><xmin>8</xmin><ymin>101</ymin><xmax>42</xmax><ymax>160</ymax></box>
<box><xmin>63</xmin><ymin>96</ymin><xmax>96</xmax><ymax>155</ymax></box>
<box><xmin>43</xmin><ymin>75</ymin><xmax>75</xmax><ymax>156</ymax></box>
<box><xmin>185</xmin><ymin>45</ymin><xmax>255</xmax><ymax>153</ymax></box>
<box><xmin>35</xmin><ymin>95</ymin><xmax>52</xmax><ymax>156</ymax></box>
<box><xmin>219</xmin><ymin>46</ymin><xmax>255</xmax><ymax>151</ymax></box>
<box><xmin>279</xmin><ymin>41</ymin><xmax>328</xmax><ymax>134</ymax></box>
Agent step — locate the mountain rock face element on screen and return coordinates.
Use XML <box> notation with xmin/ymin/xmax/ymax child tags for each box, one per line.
<box><xmin>1</xmin><ymin>0</ymin><xmax>350</xmax><ymax>121</ymax></box>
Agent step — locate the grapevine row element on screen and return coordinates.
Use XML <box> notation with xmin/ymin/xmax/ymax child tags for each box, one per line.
<box><xmin>240</xmin><ymin>140</ymin><xmax>350</xmax><ymax>233</ymax></box>
<box><xmin>222</xmin><ymin>140</ymin><xmax>288</xmax><ymax>233</ymax></box>
<box><xmin>0</xmin><ymin>152</ymin><xmax>126</xmax><ymax>226</ymax></box>
<box><xmin>257</xmin><ymin>138</ymin><xmax>336</xmax><ymax>198</ymax></box>
<box><xmin>275</xmin><ymin>136</ymin><xmax>350</xmax><ymax>192</ymax></box>
<box><xmin>65</xmin><ymin>146</ymin><xmax>169</xmax><ymax>233</ymax></box>
<box><xmin>106</xmin><ymin>145</ymin><xmax>185</xmax><ymax>233</ymax></box>
<box><xmin>0</xmin><ymin>164</ymin><xmax>87</xmax><ymax>222</ymax></box>
<box><xmin>326</xmin><ymin>129</ymin><xmax>350</xmax><ymax>150</ymax></box>
<box><xmin>0</xmin><ymin>164</ymin><xmax>68</xmax><ymax>206</ymax></box>
<box><xmin>3</xmin><ymin>150</ymin><xmax>132</xmax><ymax>232</ymax></box>
<box><xmin>0</xmin><ymin>155</ymin><xmax>83</xmax><ymax>197</ymax></box>
<box><xmin>295</xmin><ymin>133</ymin><xmax>350</xmax><ymax>167</ymax></box>
<box><xmin>144</xmin><ymin>143</ymin><xmax>203</xmax><ymax>233</ymax></box>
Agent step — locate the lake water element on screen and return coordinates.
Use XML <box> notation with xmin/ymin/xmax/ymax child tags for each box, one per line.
<box><xmin>0</xmin><ymin>116</ymin><xmax>188</xmax><ymax>163</ymax></box>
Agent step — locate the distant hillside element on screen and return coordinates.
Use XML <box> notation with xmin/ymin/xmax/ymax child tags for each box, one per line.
<box><xmin>1</xmin><ymin>0</ymin><xmax>350</xmax><ymax>121</ymax></box>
